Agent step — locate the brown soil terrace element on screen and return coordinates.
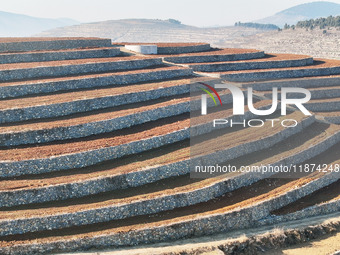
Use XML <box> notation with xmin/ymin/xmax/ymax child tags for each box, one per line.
<box><xmin>0</xmin><ymin>113</ymin><xmax>189</xmax><ymax>161</ymax></box>
<box><xmin>1</xmin><ymin>40</ymin><xmax>340</xmax><ymax>251</ymax></box>
<box><xmin>0</xmin><ymin>141</ymin><xmax>190</xmax><ymax>191</ymax></box>
<box><xmin>307</xmin><ymin>97</ymin><xmax>340</xmax><ymax>104</ymax></box>
<box><xmin>192</xmin><ymin>112</ymin><xmax>308</xmax><ymax>157</ymax></box>
<box><xmin>0</xmin><ymin>94</ymin><xmax>192</xmax><ymax>133</ymax></box>
<box><xmin>0</xmin><ymin>47</ymin><xmax>118</xmax><ymax>56</ymax></box>
<box><xmin>214</xmin><ymin>59</ymin><xmax>340</xmax><ymax>75</ymax></box>
<box><xmin>184</xmin><ymin>54</ymin><xmax>312</xmax><ymax>65</ymax></box>
<box><xmin>0</xmin><ymin>122</ymin><xmax>335</xmax><ymax>220</ymax></box>
<box><xmin>0</xmin><ymin>101</ymin><xmax>275</xmax><ymax>190</ymax></box>
<box><xmin>0</xmin><ymin>177</ymin><xmax>290</xmax><ymax>243</ymax></box>
<box><xmin>0</xmin><ymin>84</ymin><xmax>232</xmax><ymax>133</ymax></box>
<box><xmin>0</xmin><ymin>55</ymin><xmax>157</xmax><ymax>71</ymax></box>
<box><xmin>0</xmin><ymin>66</ymin><xmax>186</xmax><ymax>88</ymax></box>
<box><xmin>307</xmin><ymin>85</ymin><xmax>340</xmax><ymax>91</ymax></box>
<box><xmin>316</xmin><ymin>111</ymin><xmax>340</xmax><ymax>117</ymax></box>
<box><xmin>261</xmin><ymin>85</ymin><xmax>340</xmax><ymax>93</ymax></box>
<box><xmin>0</xmin><ymin>111</ymin><xmax>306</xmax><ymax>162</ymax></box>
<box><xmin>0</xmin><ymin>172</ymin><xmax>325</xmax><ymax>246</ymax></box>
<box><xmin>240</xmin><ymin>74</ymin><xmax>340</xmax><ymax>84</ymax></box>
<box><xmin>0</xmin><ymin>37</ymin><xmax>104</xmax><ymax>43</ymax></box>
<box><xmin>0</xmin><ymin>77</ymin><xmax>213</xmax><ymax>111</ymax></box>
<box><xmin>270</xmin><ymin>138</ymin><xmax>340</xmax><ymax>215</ymax></box>
<box><xmin>233</xmin><ymin>122</ymin><xmax>339</xmax><ymax>169</ymax></box>
<box><xmin>0</xmin><ymin>174</ymin><xmax>229</xmax><ymax>220</ymax></box>
<box><xmin>1</xmin><ymin>121</ymin><xmax>339</xmax><ymax>245</ymax></box>
<box><xmin>157</xmin><ymin>48</ymin><xmax>262</xmax><ymax>57</ymax></box>
<box><xmin>114</xmin><ymin>42</ymin><xmax>208</xmax><ymax>47</ymax></box>
<box><xmin>0</xmin><ymin>124</ymin><xmax>336</xmax><ymax>229</ymax></box>
<box><xmin>272</xmin><ymin>178</ymin><xmax>340</xmax><ymax>215</ymax></box>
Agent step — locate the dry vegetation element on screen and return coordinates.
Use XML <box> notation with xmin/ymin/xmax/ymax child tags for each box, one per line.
<box><xmin>219</xmin><ymin>28</ymin><xmax>340</xmax><ymax>60</ymax></box>
<box><xmin>38</xmin><ymin>19</ymin><xmax>340</xmax><ymax>60</ymax></box>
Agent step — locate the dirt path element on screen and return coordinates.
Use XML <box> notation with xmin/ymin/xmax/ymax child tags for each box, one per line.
<box><xmin>53</xmin><ymin>212</ymin><xmax>340</xmax><ymax>255</ymax></box>
<box><xmin>266</xmin><ymin>232</ymin><xmax>340</xmax><ymax>255</ymax></box>
<box><xmin>186</xmin><ymin>53</ymin><xmax>311</xmax><ymax>65</ymax></box>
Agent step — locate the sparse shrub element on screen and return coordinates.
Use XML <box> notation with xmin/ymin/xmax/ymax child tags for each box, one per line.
<box><xmin>168</xmin><ymin>19</ymin><xmax>181</xmax><ymax>25</ymax></box>
<box><xmin>323</xmin><ymin>29</ymin><xmax>327</xmax><ymax>34</ymax></box>
<box><xmin>284</xmin><ymin>23</ymin><xmax>290</xmax><ymax>29</ymax></box>
<box><xmin>296</xmin><ymin>15</ymin><xmax>340</xmax><ymax>30</ymax></box>
<box><xmin>234</xmin><ymin>22</ymin><xmax>279</xmax><ymax>30</ymax></box>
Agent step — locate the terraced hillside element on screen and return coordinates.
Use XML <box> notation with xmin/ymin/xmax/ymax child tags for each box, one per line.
<box><xmin>0</xmin><ymin>38</ymin><xmax>340</xmax><ymax>255</ymax></box>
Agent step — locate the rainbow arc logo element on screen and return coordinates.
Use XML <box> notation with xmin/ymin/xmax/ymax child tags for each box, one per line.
<box><xmin>198</xmin><ymin>82</ymin><xmax>223</xmax><ymax>106</ymax></box>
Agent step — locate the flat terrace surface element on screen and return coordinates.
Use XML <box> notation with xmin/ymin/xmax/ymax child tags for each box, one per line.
<box><xmin>213</xmin><ymin>59</ymin><xmax>340</xmax><ymax>75</ymax></box>
<box><xmin>307</xmin><ymin>97</ymin><xmax>340</xmax><ymax>104</ymax></box>
<box><xmin>0</xmin><ymin>55</ymin><xmax>156</xmax><ymax>70</ymax></box>
<box><xmin>306</xmin><ymin>85</ymin><xmax>340</xmax><ymax>91</ymax></box>
<box><xmin>184</xmin><ymin>54</ymin><xmax>311</xmax><ymax>65</ymax></box>
<box><xmin>159</xmin><ymin>48</ymin><xmax>262</xmax><ymax>57</ymax></box>
<box><xmin>0</xmin><ymin>37</ymin><xmax>104</xmax><ymax>43</ymax></box>
<box><xmin>0</xmin><ymin>114</ymin><xmax>189</xmax><ymax>161</ymax></box>
<box><xmin>0</xmin><ymin>47</ymin><xmax>117</xmax><ymax>56</ymax></box>
<box><xmin>0</xmin><ymin>120</ymin><xmax>330</xmax><ymax>192</ymax></box>
<box><xmin>114</xmin><ymin>42</ymin><xmax>208</xmax><ymax>47</ymax></box>
<box><xmin>0</xmin><ymin>173</ymin><xmax>322</xmax><ymax>246</ymax></box>
<box><xmin>0</xmin><ymin>77</ymin><xmax>209</xmax><ymax>110</ymax></box>
<box><xmin>261</xmin><ymin>85</ymin><xmax>340</xmax><ymax>93</ymax></box>
<box><xmin>0</xmin><ymin>141</ymin><xmax>190</xmax><ymax>191</ymax></box>
<box><xmin>0</xmin><ymin>66</ymin><xmax>186</xmax><ymax>88</ymax></box>
<box><xmin>240</xmin><ymin>74</ymin><xmax>340</xmax><ymax>86</ymax></box>
<box><xmin>0</xmin><ymin>94</ymin><xmax>194</xmax><ymax>133</ymax></box>
<box><xmin>0</xmin><ymin>174</ymin><xmax>220</xmax><ymax>219</ymax></box>
<box><xmin>272</xmin><ymin>178</ymin><xmax>340</xmax><ymax>216</ymax></box>
<box><xmin>0</xmin><ymin>111</ymin><xmax>307</xmax><ymax>161</ymax></box>
<box><xmin>316</xmin><ymin>111</ymin><xmax>340</xmax><ymax>116</ymax></box>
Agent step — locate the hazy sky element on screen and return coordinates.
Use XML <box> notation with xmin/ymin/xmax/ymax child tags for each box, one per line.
<box><xmin>2</xmin><ymin>0</ymin><xmax>340</xmax><ymax>27</ymax></box>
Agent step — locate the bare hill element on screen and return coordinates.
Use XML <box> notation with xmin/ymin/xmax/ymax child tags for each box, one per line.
<box><xmin>37</xmin><ymin>18</ymin><xmax>267</xmax><ymax>45</ymax></box>
<box><xmin>0</xmin><ymin>10</ymin><xmax>78</xmax><ymax>37</ymax></box>
<box><xmin>255</xmin><ymin>1</ymin><xmax>340</xmax><ymax>27</ymax></box>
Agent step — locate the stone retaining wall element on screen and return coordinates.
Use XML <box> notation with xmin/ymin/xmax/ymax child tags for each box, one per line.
<box><xmin>0</xmin><ymin>93</ymin><xmax>235</xmax><ymax>177</ymax></box>
<box><xmin>323</xmin><ymin>116</ymin><xmax>340</xmax><ymax>124</ymax></box>
<box><xmin>157</xmin><ymin>44</ymin><xmax>211</xmax><ymax>54</ymax></box>
<box><xmin>0</xmin><ymin>58</ymin><xmax>163</xmax><ymax>82</ymax></box>
<box><xmin>264</xmin><ymin>87</ymin><xmax>340</xmax><ymax>100</ymax></box>
<box><xmin>1</xmin><ymin>97</ymin><xmax>191</xmax><ymax>146</ymax></box>
<box><xmin>0</xmin><ymin>115</ymin><xmax>314</xmax><ymax>205</ymax></box>
<box><xmin>1</xmin><ymin>117</ymin><xmax>333</xmax><ymax>237</ymax></box>
<box><xmin>221</xmin><ymin>66</ymin><xmax>340</xmax><ymax>82</ymax></box>
<box><xmin>0</xmin><ymin>68</ymin><xmax>193</xmax><ymax>99</ymax></box>
<box><xmin>2</xmin><ymin>170</ymin><xmax>338</xmax><ymax>255</ymax></box>
<box><xmin>0</xmin><ymin>81</ymin><xmax>223</xmax><ymax>146</ymax></box>
<box><xmin>163</xmin><ymin>51</ymin><xmax>265</xmax><ymax>64</ymax></box>
<box><xmin>0</xmin><ymin>83</ymin><xmax>191</xmax><ymax>124</ymax></box>
<box><xmin>257</xmin><ymin>198</ymin><xmax>340</xmax><ymax>227</ymax></box>
<box><xmin>189</xmin><ymin>58</ymin><xmax>314</xmax><ymax>72</ymax></box>
<box><xmin>0</xmin><ymin>39</ymin><xmax>112</xmax><ymax>53</ymax></box>
<box><xmin>0</xmin><ymin>48</ymin><xmax>120</xmax><ymax>64</ymax></box>
<box><xmin>244</xmin><ymin>76</ymin><xmax>340</xmax><ymax>91</ymax></box>
<box><xmin>306</xmin><ymin>101</ymin><xmax>340</xmax><ymax>112</ymax></box>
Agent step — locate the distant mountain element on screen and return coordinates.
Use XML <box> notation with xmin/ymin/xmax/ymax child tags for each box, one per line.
<box><xmin>37</xmin><ymin>18</ymin><xmax>269</xmax><ymax>44</ymax></box>
<box><xmin>37</xmin><ymin>19</ymin><xmax>197</xmax><ymax>40</ymax></box>
<box><xmin>0</xmin><ymin>11</ymin><xmax>79</xmax><ymax>37</ymax></box>
<box><xmin>255</xmin><ymin>1</ymin><xmax>340</xmax><ymax>27</ymax></box>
